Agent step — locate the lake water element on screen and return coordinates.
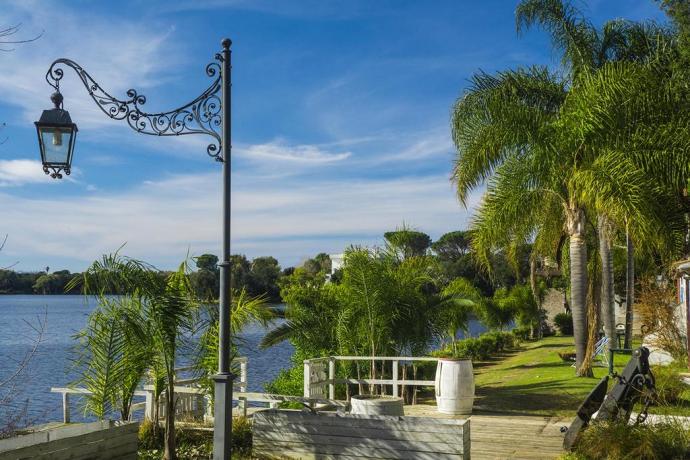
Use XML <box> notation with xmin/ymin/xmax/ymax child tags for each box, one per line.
<box><xmin>0</xmin><ymin>295</ymin><xmax>487</xmax><ymax>426</ymax></box>
<box><xmin>0</xmin><ymin>295</ymin><xmax>295</xmax><ymax>424</ymax></box>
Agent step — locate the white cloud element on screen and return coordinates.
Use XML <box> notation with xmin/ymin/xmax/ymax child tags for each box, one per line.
<box><xmin>0</xmin><ymin>1</ymin><xmax>177</xmax><ymax>131</ymax></box>
<box><xmin>0</xmin><ymin>171</ymin><xmax>480</xmax><ymax>271</ymax></box>
<box><xmin>242</xmin><ymin>140</ymin><xmax>350</xmax><ymax>163</ymax></box>
<box><xmin>0</xmin><ymin>160</ymin><xmax>52</xmax><ymax>186</ymax></box>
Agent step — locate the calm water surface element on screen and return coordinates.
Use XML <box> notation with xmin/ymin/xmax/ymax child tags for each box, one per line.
<box><xmin>0</xmin><ymin>295</ymin><xmax>294</xmax><ymax>424</ymax></box>
<box><xmin>0</xmin><ymin>295</ymin><xmax>488</xmax><ymax>425</ymax></box>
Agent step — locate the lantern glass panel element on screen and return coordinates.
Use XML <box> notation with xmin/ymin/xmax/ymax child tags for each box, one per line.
<box><xmin>39</xmin><ymin>126</ymin><xmax>73</xmax><ymax>164</ymax></box>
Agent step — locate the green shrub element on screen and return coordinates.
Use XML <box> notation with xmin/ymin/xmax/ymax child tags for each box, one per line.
<box><xmin>484</xmin><ymin>331</ymin><xmax>508</xmax><ymax>351</ymax></box>
<box><xmin>138</xmin><ymin>419</ymin><xmax>163</xmax><ymax>450</ymax></box>
<box><xmin>478</xmin><ymin>334</ymin><xmax>498</xmax><ymax>355</ymax></box>
<box><xmin>554</xmin><ymin>312</ymin><xmax>574</xmax><ymax>336</ymax></box>
<box><xmin>511</xmin><ymin>326</ymin><xmax>531</xmax><ymax>341</ymax></box>
<box><xmin>653</xmin><ymin>366</ymin><xmax>688</xmax><ymax>405</ymax></box>
<box><xmin>459</xmin><ymin>338</ymin><xmax>490</xmax><ymax>360</ymax></box>
<box><xmin>264</xmin><ymin>363</ymin><xmax>304</xmax><ymax>396</ymax></box>
<box><xmin>232</xmin><ymin>416</ymin><xmax>253</xmax><ymax>455</ymax></box>
<box><xmin>574</xmin><ymin>420</ymin><xmax>690</xmax><ymax>459</ymax></box>
<box><xmin>436</xmin><ymin>331</ymin><xmax>518</xmax><ymax>361</ymax></box>
<box><xmin>137</xmin><ymin>419</ymin><xmax>252</xmax><ymax>459</ymax></box>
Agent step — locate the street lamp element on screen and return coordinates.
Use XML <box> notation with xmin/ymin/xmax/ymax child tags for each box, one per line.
<box><xmin>34</xmin><ymin>91</ymin><xmax>78</xmax><ymax>179</ymax></box>
<box><xmin>35</xmin><ymin>39</ymin><xmax>235</xmax><ymax>460</ymax></box>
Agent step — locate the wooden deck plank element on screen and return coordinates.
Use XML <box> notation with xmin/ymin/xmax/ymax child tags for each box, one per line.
<box><xmin>250</xmin><ymin>405</ymin><xmax>568</xmax><ymax>459</ymax></box>
<box><xmin>400</xmin><ymin>405</ymin><xmax>567</xmax><ymax>459</ymax></box>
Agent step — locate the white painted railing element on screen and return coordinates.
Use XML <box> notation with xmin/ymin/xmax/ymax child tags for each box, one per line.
<box><xmin>303</xmin><ymin>356</ymin><xmax>439</xmax><ymax>400</ymax></box>
<box><xmin>51</xmin><ymin>358</ymin><xmax>248</xmax><ymax>423</ymax></box>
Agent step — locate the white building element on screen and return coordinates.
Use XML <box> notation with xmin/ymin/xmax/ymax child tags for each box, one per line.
<box><xmin>329</xmin><ymin>253</ymin><xmax>344</xmax><ymax>277</ymax></box>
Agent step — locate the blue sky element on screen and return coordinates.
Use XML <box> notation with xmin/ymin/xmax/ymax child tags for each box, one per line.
<box><xmin>0</xmin><ymin>0</ymin><xmax>667</xmax><ymax>272</ymax></box>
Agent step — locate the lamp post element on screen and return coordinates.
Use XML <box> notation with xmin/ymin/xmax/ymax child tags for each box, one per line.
<box><xmin>35</xmin><ymin>39</ymin><xmax>235</xmax><ymax>460</ymax></box>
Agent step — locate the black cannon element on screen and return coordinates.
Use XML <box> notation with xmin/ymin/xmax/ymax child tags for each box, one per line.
<box><xmin>562</xmin><ymin>347</ymin><xmax>656</xmax><ymax>450</ymax></box>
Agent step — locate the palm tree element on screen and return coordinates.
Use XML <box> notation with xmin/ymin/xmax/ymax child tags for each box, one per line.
<box><xmin>450</xmin><ymin>65</ymin><xmax>603</xmax><ymax>369</ymax></box>
<box><xmin>194</xmin><ymin>288</ymin><xmax>276</xmax><ymax>397</ymax></box>
<box><xmin>71</xmin><ymin>297</ymin><xmax>150</xmax><ymax>421</ymax></box>
<box><xmin>438</xmin><ymin>278</ymin><xmax>480</xmax><ymax>354</ymax></box>
<box><xmin>515</xmin><ymin>0</ymin><xmax>678</xmax><ymax>347</ymax></box>
<box><xmin>70</xmin><ymin>254</ymin><xmax>198</xmax><ymax>460</ymax></box>
<box><xmin>452</xmin><ymin>0</ymin><xmax>684</xmax><ymax>374</ymax></box>
<box><xmin>262</xmin><ymin>247</ymin><xmax>447</xmax><ymax>394</ymax></box>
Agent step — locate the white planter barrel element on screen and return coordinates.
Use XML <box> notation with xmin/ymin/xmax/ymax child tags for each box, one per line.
<box><xmin>435</xmin><ymin>358</ymin><xmax>474</xmax><ymax>415</ymax></box>
<box><xmin>350</xmin><ymin>395</ymin><xmax>404</xmax><ymax>416</ymax></box>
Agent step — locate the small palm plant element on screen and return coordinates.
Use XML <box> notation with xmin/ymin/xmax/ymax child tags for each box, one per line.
<box><xmin>194</xmin><ymin>288</ymin><xmax>276</xmax><ymax>400</ymax></box>
<box><xmin>69</xmin><ymin>253</ymin><xmax>198</xmax><ymax>460</ymax></box>
<box><xmin>438</xmin><ymin>278</ymin><xmax>480</xmax><ymax>355</ymax></box>
<box><xmin>71</xmin><ymin>297</ymin><xmax>150</xmax><ymax>420</ymax></box>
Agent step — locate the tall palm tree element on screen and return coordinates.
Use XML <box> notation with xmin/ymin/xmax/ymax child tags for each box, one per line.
<box><xmin>451</xmin><ymin>56</ymin><xmax>684</xmax><ymax>375</ymax></box>
<box><xmin>516</xmin><ymin>0</ymin><xmax>678</xmax><ymax>347</ymax></box>
<box><xmin>452</xmin><ymin>1</ymin><xmax>685</xmax><ymax>374</ymax></box>
<box><xmin>450</xmin><ymin>65</ymin><xmax>604</xmax><ymax>369</ymax></box>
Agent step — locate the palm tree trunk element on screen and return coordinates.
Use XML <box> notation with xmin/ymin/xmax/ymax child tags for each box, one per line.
<box><xmin>567</xmin><ymin>206</ymin><xmax>589</xmax><ymax>375</ymax></box>
<box><xmin>529</xmin><ymin>256</ymin><xmax>543</xmax><ymax>339</ymax></box>
<box><xmin>164</xmin><ymin>374</ymin><xmax>176</xmax><ymax>460</ymax></box>
<box><xmin>598</xmin><ymin>217</ymin><xmax>615</xmax><ymax>344</ymax></box>
<box><xmin>624</xmin><ymin>226</ymin><xmax>634</xmax><ymax>348</ymax></box>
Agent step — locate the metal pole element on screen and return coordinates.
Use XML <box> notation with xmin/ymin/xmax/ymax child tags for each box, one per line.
<box><xmin>213</xmin><ymin>37</ymin><xmax>233</xmax><ymax>460</ymax></box>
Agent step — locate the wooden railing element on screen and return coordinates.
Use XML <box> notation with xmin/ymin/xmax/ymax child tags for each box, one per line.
<box><xmin>303</xmin><ymin>356</ymin><xmax>439</xmax><ymax>400</ymax></box>
<box><xmin>51</xmin><ymin>358</ymin><xmax>248</xmax><ymax>423</ymax></box>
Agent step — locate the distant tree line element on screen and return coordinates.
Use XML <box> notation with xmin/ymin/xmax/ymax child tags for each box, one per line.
<box><xmin>0</xmin><ymin>269</ymin><xmax>81</xmax><ymax>294</ymax></box>
<box><xmin>0</xmin><ymin>230</ymin><xmax>533</xmax><ymax>299</ymax></box>
<box><xmin>190</xmin><ymin>253</ymin><xmax>331</xmax><ymax>303</ymax></box>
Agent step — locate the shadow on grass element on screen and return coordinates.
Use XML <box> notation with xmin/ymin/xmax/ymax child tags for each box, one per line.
<box><xmin>527</xmin><ymin>342</ymin><xmax>574</xmax><ymax>350</ymax></box>
<box><xmin>475</xmin><ymin>379</ymin><xmax>599</xmax><ymax>415</ymax></box>
<box><xmin>502</xmin><ymin>361</ymin><xmax>579</xmax><ymax>371</ymax></box>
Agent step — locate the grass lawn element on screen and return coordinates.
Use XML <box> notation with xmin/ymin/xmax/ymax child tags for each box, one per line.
<box><xmin>471</xmin><ymin>336</ymin><xmax>690</xmax><ymax>417</ymax></box>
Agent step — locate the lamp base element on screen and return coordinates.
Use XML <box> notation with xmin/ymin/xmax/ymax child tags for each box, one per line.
<box><xmin>211</xmin><ymin>373</ymin><xmax>235</xmax><ymax>460</ymax></box>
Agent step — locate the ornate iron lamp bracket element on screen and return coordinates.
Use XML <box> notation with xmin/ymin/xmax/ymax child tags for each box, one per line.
<box><xmin>45</xmin><ymin>54</ymin><xmax>224</xmax><ymax>161</ymax></box>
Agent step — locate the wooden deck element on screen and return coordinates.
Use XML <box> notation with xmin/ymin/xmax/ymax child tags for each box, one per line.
<box><xmin>403</xmin><ymin>405</ymin><xmax>568</xmax><ymax>460</ymax></box>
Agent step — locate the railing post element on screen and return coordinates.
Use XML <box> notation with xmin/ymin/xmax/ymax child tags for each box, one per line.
<box><xmin>204</xmin><ymin>394</ymin><xmax>213</xmax><ymax>422</ymax></box>
<box><xmin>304</xmin><ymin>360</ymin><xmax>312</xmax><ymax>398</ymax></box>
<box><xmin>145</xmin><ymin>388</ymin><xmax>154</xmax><ymax>420</ymax></box>
<box><xmin>240</xmin><ymin>359</ymin><xmax>248</xmax><ymax>416</ymax></box>
<box><xmin>240</xmin><ymin>360</ymin><xmax>248</xmax><ymax>392</ymax></box>
<box><xmin>328</xmin><ymin>357</ymin><xmax>336</xmax><ymax>400</ymax></box>
<box><xmin>62</xmin><ymin>392</ymin><xmax>70</xmax><ymax>424</ymax></box>
<box><xmin>392</xmin><ymin>360</ymin><xmax>399</xmax><ymax>398</ymax></box>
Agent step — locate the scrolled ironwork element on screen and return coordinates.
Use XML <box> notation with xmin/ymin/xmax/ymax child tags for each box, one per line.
<box><xmin>45</xmin><ymin>55</ymin><xmax>223</xmax><ymax>161</ymax></box>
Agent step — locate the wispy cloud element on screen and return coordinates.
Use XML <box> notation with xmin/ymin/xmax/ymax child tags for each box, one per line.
<box><xmin>0</xmin><ymin>171</ymin><xmax>477</xmax><ymax>271</ymax></box>
<box><xmin>0</xmin><ymin>1</ymin><xmax>176</xmax><ymax>131</ymax></box>
<box><xmin>157</xmin><ymin>0</ymin><xmax>376</xmax><ymax>19</ymax></box>
<box><xmin>241</xmin><ymin>140</ymin><xmax>350</xmax><ymax>163</ymax></box>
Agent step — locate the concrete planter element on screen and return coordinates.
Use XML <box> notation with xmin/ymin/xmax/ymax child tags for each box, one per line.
<box><xmin>350</xmin><ymin>395</ymin><xmax>404</xmax><ymax>416</ymax></box>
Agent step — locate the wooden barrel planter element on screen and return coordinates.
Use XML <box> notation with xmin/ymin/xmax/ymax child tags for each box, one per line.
<box><xmin>435</xmin><ymin>358</ymin><xmax>474</xmax><ymax>415</ymax></box>
<box><xmin>350</xmin><ymin>395</ymin><xmax>404</xmax><ymax>416</ymax></box>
